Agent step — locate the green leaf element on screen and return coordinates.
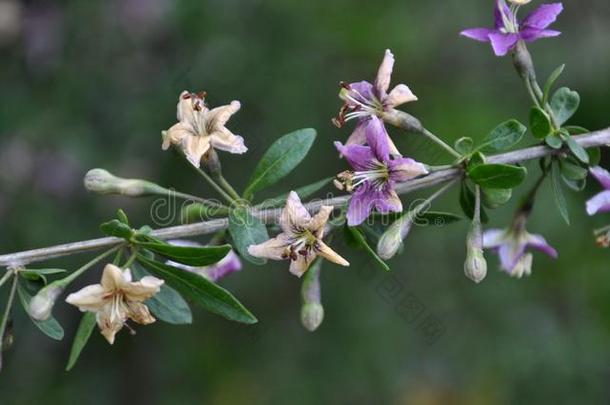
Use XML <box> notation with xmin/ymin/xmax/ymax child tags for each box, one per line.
<box><xmin>551</xmin><ymin>162</ymin><xmax>570</xmax><ymax>225</ymax></box>
<box><xmin>99</xmin><ymin>219</ymin><xmax>133</xmax><ymax>239</ymax></box>
<box><xmin>133</xmin><ymin>236</ymin><xmax>230</xmax><ymax>267</ymax></box>
<box><xmin>454</xmin><ymin>137</ymin><xmax>474</xmax><ymax>155</ymax></box>
<box><xmin>468</xmin><ymin>164</ymin><xmax>527</xmax><ymax>189</ymax></box>
<box><xmin>542</xmin><ymin>64</ymin><xmax>565</xmax><ymax>105</ymax></box>
<box><xmin>19</xmin><ymin>268</ymin><xmax>67</xmax><ymax>283</ymax></box>
<box><xmin>136</xmin><ymin>256</ymin><xmax>257</xmax><ymax>324</ymax></box>
<box><xmin>131</xmin><ymin>262</ymin><xmax>192</xmax><ymax>325</ymax></box>
<box><xmin>563</xmin><ymin>134</ymin><xmax>589</xmax><ymax>164</ymax></box>
<box><xmin>482</xmin><ymin>188</ymin><xmax>512</xmax><ymax>209</ymax></box>
<box><xmin>17</xmin><ymin>283</ymin><xmax>64</xmax><ymax>340</ymax></box>
<box><xmin>459</xmin><ymin>181</ymin><xmax>488</xmax><ymax>223</ymax></box>
<box><xmin>479</xmin><ymin>119</ymin><xmax>526</xmax><ymax>153</ymax></box>
<box><xmin>589</xmin><ymin>147</ymin><xmax>601</xmax><ymax>166</ymax></box>
<box><xmin>564</xmin><ymin>126</ymin><xmax>590</xmax><ymax>135</ymax></box>
<box><xmin>545</xmin><ymin>134</ymin><xmax>563</xmax><ymax>149</ymax></box>
<box><xmin>345</xmin><ymin>226</ymin><xmax>390</xmax><ymax>271</ymax></box>
<box><xmin>550</xmin><ymin>87</ymin><xmax>580</xmax><ymax>126</ymax></box>
<box><xmin>256</xmin><ymin>177</ymin><xmax>332</xmax><ymax>209</ymax></box>
<box><xmin>562</xmin><ymin>176</ymin><xmax>586</xmax><ymax>191</ymax></box>
<box><xmin>417</xmin><ymin>211</ymin><xmax>464</xmax><ymax>225</ymax></box>
<box><xmin>529</xmin><ymin>107</ymin><xmax>553</xmax><ymax>139</ymax></box>
<box><xmin>228</xmin><ymin>205</ymin><xmax>269</xmax><ymax>265</ymax></box>
<box><xmin>116</xmin><ymin>209</ymin><xmax>130</xmax><ymax>226</ymax></box>
<box><xmin>559</xmin><ymin>158</ymin><xmax>588</xmax><ymax>180</ymax></box>
<box><xmin>180</xmin><ymin>203</ymin><xmax>229</xmax><ymax>224</ymax></box>
<box><xmin>66</xmin><ymin>312</ymin><xmax>96</xmax><ymax>371</ymax></box>
<box><xmin>244</xmin><ymin>128</ymin><xmax>316</xmax><ymax>197</ymax></box>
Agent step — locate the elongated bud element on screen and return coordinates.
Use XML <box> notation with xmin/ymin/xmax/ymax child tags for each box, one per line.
<box><xmin>300</xmin><ymin>260</ymin><xmax>324</xmax><ymax>331</ymax></box>
<box><xmin>465</xmin><ymin>185</ymin><xmax>487</xmax><ymax>283</ymax></box>
<box><xmin>512</xmin><ymin>41</ymin><xmax>536</xmax><ymax>81</ymax></box>
<box><xmin>84</xmin><ymin>169</ymin><xmax>167</xmax><ymax>197</ymax></box>
<box><xmin>377</xmin><ymin>215</ymin><xmax>412</xmax><ymax>260</ymax></box>
<box><xmin>28</xmin><ymin>284</ymin><xmax>64</xmax><ymax>321</ymax></box>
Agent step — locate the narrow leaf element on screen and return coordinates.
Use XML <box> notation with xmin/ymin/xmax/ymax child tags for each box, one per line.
<box><xmin>17</xmin><ymin>283</ymin><xmax>64</xmax><ymax>340</ymax></box>
<box><xmin>228</xmin><ymin>206</ymin><xmax>269</xmax><ymax>265</ymax></box>
<box><xmin>66</xmin><ymin>312</ymin><xmax>96</xmax><ymax>371</ymax></box>
<box><xmin>345</xmin><ymin>226</ymin><xmax>390</xmax><ymax>271</ymax></box>
<box><xmin>551</xmin><ymin>162</ymin><xmax>570</xmax><ymax>225</ymax></box>
<box><xmin>136</xmin><ymin>256</ymin><xmax>257</xmax><ymax>324</ymax></box>
<box><xmin>99</xmin><ymin>219</ymin><xmax>133</xmax><ymax>239</ymax></box>
<box><xmin>563</xmin><ymin>135</ymin><xmax>589</xmax><ymax>164</ymax></box>
<box><xmin>542</xmin><ymin>64</ymin><xmax>565</xmax><ymax>105</ymax></box>
<box><xmin>133</xmin><ymin>236</ymin><xmax>230</xmax><ymax>267</ymax></box>
<box><xmin>244</xmin><ymin>128</ymin><xmax>316</xmax><ymax>197</ymax></box>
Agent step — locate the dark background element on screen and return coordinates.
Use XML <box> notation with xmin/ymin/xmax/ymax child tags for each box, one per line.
<box><xmin>1</xmin><ymin>0</ymin><xmax>610</xmax><ymax>403</ymax></box>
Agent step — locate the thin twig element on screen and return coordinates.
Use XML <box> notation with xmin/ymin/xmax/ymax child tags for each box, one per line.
<box><xmin>0</xmin><ymin>127</ymin><xmax>609</xmax><ymax>267</ymax></box>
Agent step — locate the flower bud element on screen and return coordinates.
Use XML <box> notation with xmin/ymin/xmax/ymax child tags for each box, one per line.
<box><xmin>301</xmin><ymin>303</ymin><xmax>324</xmax><ymax>332</ymax></box>
<box><xmin>84</xmin><ymin>169</ymin><xmax>167</xmax><ymax>197</ymax></box>
<box><xmin>28</xmin><ymin>284</ymin><xmax>63</xmax><ymax>321</ymax></box>
<box><xmin>464</xmin><ymin>246</ymin><xmax>487</xmax><ymax>284</ymax></box>
<box><xmin>377</xmin><ymin>215</ymin><xmax>412</xmax><ymax>260</ymax></box>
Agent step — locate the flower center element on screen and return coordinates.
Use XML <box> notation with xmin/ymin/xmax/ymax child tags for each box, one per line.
<box><xmin>333</xmin><ymin>83</ymin><xmax>384</xmax><ymax>127</ymax></box>
<box><xmin>282</xmin><ymin>229</ymin><xmax>319</xmax><ymax>262</ymax></box>
<box><xmin>499</xmin><ymin>2</ymin><xmax>521</xmax><ymax>34</ymax></box>
<box><xmin>335</xmin><ymin>160</ymin><xmax>389</xmax><ymax>192</ymax></box>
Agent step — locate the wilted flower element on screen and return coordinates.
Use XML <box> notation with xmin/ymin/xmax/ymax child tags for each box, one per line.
<box><xmin>334</xmin><ymin>116</ymin><xmax>428</xmax><ymax>226</ymax></box>
<box><xmin>65</xmin><ymin>264</ymin><xmax>164</xmax><ymax>344</ymax></box>
<box><xmin>162</xmin><ymin>91</ymin><xmax>247</xmax><ymax>168</ymax></box>
<box><xmin>165</xmin><ymin>240</ymin><xmax>242</xmax><ymax>282</ymax></box>
<box><xmin>248</xmin><ymin>191</ymin><xmax>349</xmax><ymax>277</ymax></box>
<box><xmin>334</xmin><ymin>49</ymin><xmax>417</xmax><ymax>155</ymax></box>
<box><xmin>586</xmin><ymin>166</ymin><xmax>610</xmax><ymax>216</ymax></box>
<box><xmin>483</xmin><ymin>217</ymin><xmax>557</xmax><ymax>278</ymax></box>
<box><xmin>461</xmin><ymin>1</ymin><xmax>563</xmax><ymax>56</ymax></box>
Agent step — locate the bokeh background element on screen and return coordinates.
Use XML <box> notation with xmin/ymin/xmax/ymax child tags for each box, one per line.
<box><xmin>1</xmin><ymin>0</ymin><xmax>610</xmax><ymax>403</ymax></box>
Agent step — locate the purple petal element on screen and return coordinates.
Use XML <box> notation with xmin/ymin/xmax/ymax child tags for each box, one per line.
<box><xmin>520</xmin><ymin>28</ymin><xmax>561</xmax><ymax>42</ymax></box>
<box><xmin>460</xmin><ymin>28</ymin><xmax>494</xmax><ymax>42</ymax></box>
<box><xmin>526</xmin><ymin>234</ymin><xmax>558</xmax><ymax>259</ymax></box>
<box><xmin>388</xmin><ymin>157</ymin><xmax>428</xmax><ymax>183</ymax></box>
<box><xmin>204</xmin><ymin>251</ymin><xmax>242</xmax><ymax>282</ymax></box>
<box><xmin>346</xmin><ymin>81</ymin><xmax>375</xmax><ymax>106</ymax></box>
<box><xmin>586</xmin><ymin>190</ymin><xmax>610</xmax><ymax>216</ymax></box>
<box><xmin>483</xmin><ymin>228</ymin><xmax>507</xmax><ymax>249</ymax></box>
<box><xmin>374</xmin><ymin>49</ymin><xmax>394</xmax><ymax>99</ymax></box>
<box><xmin>488</xmin><ymin>32</ymin><xmax>519</xmax><ymax>56</ymax></box>
<box><xmin>522</xmin><ymin>3</ymin><xmax>563</xmax><ymax>30</ymax></box>
<box><xmin>334</xmin><ymin>141</ymin><xmax>375</xmax><ymax>171</ymax></box>
<box><xmin>589</xmin><ymin>166</ymin><xmax>610</xmax><ymax>189</ymax></box>
<box><xmin>494</xmin><ymin>0</ymin><xmax>511</xmax><ymax>30</ymax></box>
<box><xmin>345</xmin><ymin>119</ymin><xmax>367</xmax><ymax>146</ymax></box>
<box><xmin>374</xmin><ymin>187</ymin><xmax>402</xmax><ymax>214</ymax></box>
<box><xmin>365</xmin><ymin>116</ymin><xmax>390</xmax><ymax>162</ymax></box>
<box><xmin>346</xmin><ymin>183</ymin><xmax>376</xmax><ymax>226</ymax></box>
<box><xmin>498</xmin><ymin>241</ymin><xmax>525</xmax><ymax>272</ymax></box>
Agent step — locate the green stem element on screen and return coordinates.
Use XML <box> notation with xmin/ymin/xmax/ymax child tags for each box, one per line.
<box><xmin>214</xmin><ymin>174</ymin><xmax>241</xmax><ymax>201</ymax></box>
<box><xmin>0</xmin><ymin>271</ymin><xmax>18</xmax><ymax>371</ymax></box>
<box><xmin>60</xmin><ymin>245</ymin><xmax>122</xmax><ymax>287</ymax></box>
<box><xmin>0</xmin><ymin>270</ymin><xmax>13</xmax><ymax>290</ymax></box>
<box><xmin>191</xmin><ymin>165</ymin><xmax>236</xmax><ymax>204</ymax></box>
<box><xmin>421</xmin><ymin>129</ymin><xmax>462</xmax><ymax>159</ymax></box>
<box><xmin>173</xmin><ymin>191</ymin><xmax>227</xmax><ymax>209</ymax></box>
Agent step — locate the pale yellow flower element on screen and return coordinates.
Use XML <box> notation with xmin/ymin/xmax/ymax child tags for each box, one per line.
<box><xmin>65</xmin><ymin>264</ymin><xmax>164</xmax><ymax>344</ymax></box>
<box><xmin>248</xmin><ymin>191</ymin><xmax>349</xmax><ymax>277</ymax></box>
<box><xmin>162</xmin><ymin>91</ymin><xmax>247</xmax><ymax>168</ymax></box>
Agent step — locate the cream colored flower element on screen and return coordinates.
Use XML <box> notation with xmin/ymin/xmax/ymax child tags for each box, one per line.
<box><xmin>248</xmin><ymin>191</ymin><xmax>349</xmax><ymax>277</ymax></box>
<box><xmin>65</xmin><ymin>264</ymin><xmax>164</xmax><ymax>344</ymax></box>
<box><xmin>162</xmin><ymin>91</ymin><xmax>247</xmax><ymax>168</ymax></box>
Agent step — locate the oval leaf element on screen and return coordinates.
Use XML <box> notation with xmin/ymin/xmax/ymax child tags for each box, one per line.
<box><xmin>99</xmin><ymin>219</ymin><xmax>133</xmax><ymax>239</ymax></box>
<box><xmin>136</xmin><ymin>256</ymin><xmax>257</xmax><ymax>324</ymax></box>
<box><xmin>228</xmin><ymin>206</ymin><xmax>269</xmax><ymax>265</ymax></box>
<box><xmin>468</xmin><ymin>164</ymin><xmax>527</xmax><ymax>189</ymax></box>
<box><xmin>550</xmin><ymin>87</ymin><xmax>580</xmax><ymax>126</ymax></box>
<box><xmin>529</xmin><ymin>107</ymin><xmax>553</xmax><ymax>139</ymax></box>
<box><xmin>479</xmin><ymin>119</ymin><xmax>526</xmax><ymax>153</ymax></box>
<box><xmin>244</xmin><ymin>128</ymin><xmax>316</xmax><ymax>197</ymax></box>
<box><xmin>482</xmin><ymin>188</ymin><xmax>512</xmax><ymax>209</ymax></box>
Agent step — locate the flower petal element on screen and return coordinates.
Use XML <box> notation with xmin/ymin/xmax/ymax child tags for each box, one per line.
<box><xmin>122</xmin><ymin>276</ymin><xmax>164</xmax><ymax>303</ymax></box>
<box><xmin>289</xmin><ymin>253</ymin><xmax>314</xmax><ymax>277</ymax></box>
<box><xmin>345</xmin><ymin>119</ymin><xmax>368</xmax><ymax>147</ymax></box>
<box><xmin>497</xmin><ymin>240</ymin><xmax>525</xmax><ymax>272</ymax></box>
<box><xmin>346</xmin><ymin>183</ymin><xmax>376</xmax><ymax>226</ymax></box>
<box><xmin>96</xmin><ymin>305</ymin><xmax>126</xmax><ymax>345</ymax></box>
<box><xmin>488</xmin><ymin>32</ymin><xmax>519</xmax><ymax>56</ymax></box>
<box><xmin>162</xmin><ymin>122</ymin><xmax>193</xmax><ymax>150</ymax></box>
<box><xmin>522</xmin><ymin>3</ymin><xmax>563</xmax><ymax>30</ymax></box>
<box><xmin>589</xmin><ymin>166</ymin><xmax>610</xmax><ymax>189</ymax></box>
<box><xmin>586</xmin><ymin>190</ymin><xmax>610</xmax><ymax>216</ymax></box>
<box><xmin>374</xmin><ymin>49</ymin><xmax>394</xmax><ymax>98</ymax></box>
<box><xmin>309</xmin><ymin>205</ymin><xmax>333</xmax><ymax>237</ymax></box>
<box><xmin>342</xmin><ymin>81</ymin><xmax>375</xmax><ymax>107</ymax></box>
<box><xmin>207</xmin><ymin>100</ymin><xmax>241</xmax><ymax>128</ymax></box>
<box><xmin>482</xmin><ymin>228</ymin><xmax>507</xmax><ymax>249</ymax></box>
<box><xmin>388</xmin><ymin>157</ymin><xmax>428</xmax><ymax>183</ymax></box>
<box><xmin>101</xmin><ymin>264</ymin><xmax>128</xmax><ymax>291</ymax></box>
<box><xmin>176</xmin><ymin>91</ymin><xmax>204</xmax><ymax>124</ymax></box>
<box><xmin>365</xmin><ymin>116</ymin><xmax>391</xmax><ymax>162</ymax></box>
<box><xmin>280</xmin><ymin>191</ymin><xmax>312</xmax><ymax>233</ymax></box>
<box><xmin>316</xmin><ymin>240</ymin><xmax>350</xmax><ymax>267</ymax></box>
<box><xmin>494</xmin><ymin>0</ymin><xmax>511</xmax><ymax>30</ymax></box>
<box><xmin>374</xmin><ymin>188</ymin><xmax>402</xmax><ymax>214</ymax></box>
<box><xmin>183</xmin><ymin>134</ymin><xmax>211</xmax><ymax>167</ymax></box>
<box><xmin>520</xmin><ymin>28</ymin><xmax>561</xmax><ymax>42</ymax></box>
<box><xmin>460</xmin><ymin>28</ymin><xmax>495</xmax><ymax>42</ymax></box>
<box><xmin>248</xmin><ymin>233</ymin><xmax>292</xmax><ymax>261</ymax></box>
<box><xmin>334</xmin><ymin>141</ymin><xmax>375</xmax><ymax>171</ymax></box>
<box><xmin>209</xmin><ymin>129</ymin><xmax>247</xmax><ymax>154</ymax></box>
<box><xmin>385</xmin><ymin>84</ymin><xmax>418</xmax><ymax>108</ymax></box>
<box><xmin>126</xmin><ymin>302</ymin><xmax>156</xmax><ymax>325</ymax></box>
<box><xmin>201</xmin><ymin>251</ymin><xmax>242</xmax><ymax>282</ymax></box>
<box><xmin>526</xmin><ymin>233</ymin><xmax>558</xmax><ymax>259</ymax></box>
<box><xmin>65</xmin><ymin>284</ymin><xmax>107</xmax><ymax>312</ymax></box>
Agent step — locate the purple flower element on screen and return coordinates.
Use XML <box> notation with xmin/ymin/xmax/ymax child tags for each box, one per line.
<box><xmin>166</xmin><ymin>240</ymin><xmax>242</xmax><ymax>282</ymax></box>
<box><xmin>334</xmin><ymin>116</ymin><xmax>428</xmax><ymax>226</ymax></box>
<box><xmin>586</xmin><ymin>166</ymin><xmax>610</xmax><ymax>216</ymax></box>
<box><xmin>334</xmin><ymin>49</ymin><xmax>418</xmax><ymax>155</ymax></box>
<box><xmin>461</xmin><ymin>1</ymin><xmax>563</xmax><ymax>56</ymax></box>
<box><xmin>483</xmin><ymin>221</ymin><xmax>557</xmax><ymax>278</ymax></box>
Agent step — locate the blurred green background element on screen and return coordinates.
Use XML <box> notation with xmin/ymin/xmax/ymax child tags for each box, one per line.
<box><xmin>1</xmin><ymin>0</ymin><xmax>610</xmax><ymax>403</ymax></box>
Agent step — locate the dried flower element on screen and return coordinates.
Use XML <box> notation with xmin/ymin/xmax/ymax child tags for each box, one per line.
<box><xmin>334</xmin><ymin>116</ymin><xmax>428</xmax><ymax>226</ymax></box>
<box><xmin>461</xmin><ymin>1</ymin><xmax>563</xmax><ymax>56</ymax></box>
<box><xmin>162</xmin><ymin>91</ymin><xmax>247</xmax><ymax>168</ymax></box>
<box><xmin>65</xmin><ymin>264</ymin><xmax>164</xmax><ymax>344</ymax></box>
<box><xmin>586</xmin><ymin>166</ymin><xmax>610</xmax><ymax>216</ymax></box>
<box><xmin>248</xmin><ymin>191</ymin><xmax>349</xmax><ymax>277</ymax></box>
